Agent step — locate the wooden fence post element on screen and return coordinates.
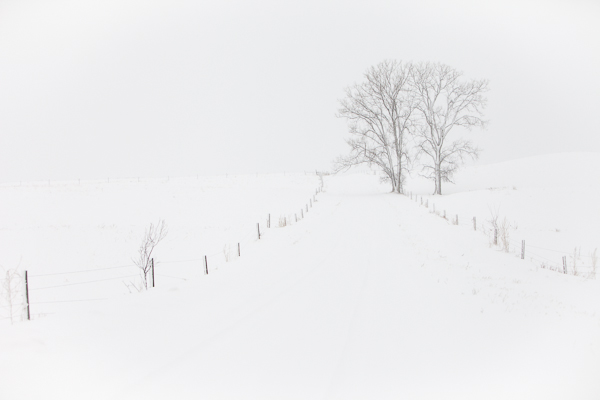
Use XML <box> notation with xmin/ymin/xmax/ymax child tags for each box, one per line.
<box><xmin>238</xmin><ymin>243</ymin><xmax>240</xmax><ymax>257</ymax></box>
<box><xmin>151</xmin><ymin>258</ymin><xmax>155</xmax><ymax>288</ymax></box>
<box><xmin>24</xmin><ymin>270</ymin><xmax>30</xmax><ymax>321</ymax></box>
<box><xmin>473</xmin><ymin>217</ymin><xmax>476</xmax><ymax>231</ymax></box>
<box><xmin>257</xmin><ymin>223</ymin><xmax>261</xmax><ymax>239</ymax></box>
<box><xmin>521</xmin><ymin>240</ymin><xmax>525</xmax><ymax>260</ymax></box>
<box><xmin>204</xmin><ymin>256</ymin><xmax>209</xmax><ymax>275</ymax></box>
<box><xmin>562</xmin><ymin>256</ymin><xmax>567</xmax><ymax>274</ymax></box>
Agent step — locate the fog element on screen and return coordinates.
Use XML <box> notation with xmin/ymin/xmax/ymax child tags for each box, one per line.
<box><xmin>1</xmin><ymin>0</ymin><xmax>598</xmax><ymax>182</ymax></box>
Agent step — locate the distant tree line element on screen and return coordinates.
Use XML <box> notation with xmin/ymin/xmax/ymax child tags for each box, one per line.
<box><xmin>335</xmin><ymin>60</ymin><xmax>489</xmax><ymax>195</ymax></box>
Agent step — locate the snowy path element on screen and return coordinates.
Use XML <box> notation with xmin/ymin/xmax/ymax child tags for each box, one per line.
<box><xmin>126</xmin><ymin>175</ymin><xmax>600</xmax><ymax>399</ymax></box>
<box><xmin>3</xmin><ymin>174</ymin><xmax>600</xmax><ymax>399</ymax></box>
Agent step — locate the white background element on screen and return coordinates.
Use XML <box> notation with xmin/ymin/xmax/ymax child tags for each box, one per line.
<box><xmin>1</xmin><ymin>0</ymin><xmax>599</xmax><ymax>182</ymax></box>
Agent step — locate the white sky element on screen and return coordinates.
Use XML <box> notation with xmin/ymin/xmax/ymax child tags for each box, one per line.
<box><xmin>1</xmin><ymin>0</ymin><xmax>598</xmax><ymax>182</ymax></box>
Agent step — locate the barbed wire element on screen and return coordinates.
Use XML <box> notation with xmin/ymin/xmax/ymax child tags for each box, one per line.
<box><xmin>155</xmin><ymin>274</ymin><xmax>187</xmax><ymax>281</ymax></box>
<box><xmin>526</xmin><ymin>249</ymin><xmax>559</xmax><ymax>265</ymax></box>
<box><xmin>31</xmin><ymin>274</ymin><xmax>139</xmax><ymax>290</ymax></box>
<box><xmin>413</xmin><ymin>198</ymin><xmax>599</xmax><ymax>277</ymax></box>
<box><xmin>15</xmin><ymin>184</ymin><xmax>324</xmax><ymax>317</ymax></box>
<box><xmin>31</xmin><ymin>263</ymin><xmax>136</xmax><ymax>277</ymax></box>
<box><xmin>159</xmin><ymin>258</ymin><xmax>203</xmax><ymax>265</ymax></box>
<box><xmin>31</xmin><ymin>298</ymin><xmax>108</xmax><ymax>304</ymax></box>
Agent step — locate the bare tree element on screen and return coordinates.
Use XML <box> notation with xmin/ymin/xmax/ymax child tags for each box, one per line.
<box><xmin>411</xmin><ymin>62</ymin><xmax>489</xmax><ymax>195</ymax></box>
<box><xmin>335</xmin><ymin>60</ymin><xmax>416</xmax><ymax>193</ymax></box>
<box><xmin>134</xmin><ymin>220</ymin><xmax>167</xmax><ymax>290</ymax></box>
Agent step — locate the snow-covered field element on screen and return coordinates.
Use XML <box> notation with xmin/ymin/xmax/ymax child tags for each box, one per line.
<box><xmin>1</xmin><ymin>154</ymin><xmax>600</xmax><ymax>399</ymax></box>
<box><xmin>406</xmin><ymin>152</ymin><xmax>600</xmax><ymax>277</ymax></box>
<box><xmin>0</xmin><ymin>173</ymin><xmax>321</xmax><ymax>318</ymax></box>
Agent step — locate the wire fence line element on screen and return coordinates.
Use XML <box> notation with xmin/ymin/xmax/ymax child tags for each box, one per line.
<box><xmin>30</xmin><ymin>264</ymin><xmax>137</xmax><ymax>278</ymax></box>
<box><xmin>31</xmin><ymin>274</ymin><xmax>141</xmax><ymax>291</ymax></box>
<box><xmin>2</xmin><ymin>183</ymin><xmax>324</xmax><ymax>323</ymax></box>
<box><xmin>408</xmin><ymin>192</ymin><xmax>598</xmax><ymax>279</ymax></box>
<box><xmin>31</xmin><ymin>298</ymin><xmax>109</xmax><ymax>305</ymax></box>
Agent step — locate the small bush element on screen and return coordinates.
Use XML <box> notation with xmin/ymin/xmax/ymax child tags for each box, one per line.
<box><xmin>278</xmin><ymin>216</ymin><xmax>287</xmax><ymax>227</ymax></box>
<box><xmin>1</xmin><ymin>266</ymin><xmax>22</xmax><ymax>324</ymax></box>
<box><xmin>590</xmin><ymin>248</ymin><xmax>597</xmax><ymax>279</ymax></box>
<box><xmin>487</xmin><ymin>206</ymin><xmax>512</xmax><ymax>252</ymax></box>
<box><xmin>223</xmin><ymin>244</ymin><xmax>232</xmax><ymax>262</ymax></box>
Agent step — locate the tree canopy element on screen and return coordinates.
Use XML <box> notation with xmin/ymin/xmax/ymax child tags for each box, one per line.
<box><xmin>336</xmin><ymin>60</ymin><xmax>489</xmax><ymax>195</ymax></box>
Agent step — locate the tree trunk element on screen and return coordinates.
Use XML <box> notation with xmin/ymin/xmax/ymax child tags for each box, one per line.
<box><xmin>434</xmin><ymin>160</ymin><xmax>442</xmax><ymax>195</ymax></box>
<box><xmin>396</xmin><ymin>157</ymin><xmax>403</xmax><ymax>194</ymax></box>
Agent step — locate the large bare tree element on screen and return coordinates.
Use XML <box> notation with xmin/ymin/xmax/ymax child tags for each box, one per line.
<box><xmin>335</xmin><ymin>60</ymin><xmax>416</xmax><ymax>193</ymax></box>
<box><xmin>411</xmin><ymin>62</ymin><xmax>489</xmax><ymax>195</ymax></box>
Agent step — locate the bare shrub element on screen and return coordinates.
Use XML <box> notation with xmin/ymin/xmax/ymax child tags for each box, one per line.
<box><xmin>570</xmin><ymin>247</ymin><xmax>582</xmax><ymax>277</ymax></box>
<box><xmin>123</xmin><ymin>280</ymin><xmax>144</xmax><ymax>294</ymax></box>
<box><xmin>1</xmin><ymin>265</ymin><xmax>22</xmax><ymax>324</ymax></box>
<box><xmin>498</xmin><ymin>217</ymin><xmax>511</xmax><ymax>252</ymax></box>
<box><xmin>223</xmin><ymin>244</ymin><xmax>232</xmax><ymax>262</ymax></box>
<box><xmin>590</xmin><ymin>248</ymin><xmax>597</xmax><ymax>279</ymax></box>
<box><xmin>278</xmin><ymin>215</ymin><xmax>287</xmax><ymax>228</ymax></box>
<box><xmin>540</xmin><ymin>262</ymin><xmax>560</xmax><ymax>273</ymax></box>
<box><xmin>134</xmin><ymin>220</ymin><xmax>168</xmax><ymax>290</ymax></box>
<box><xmin>487</xmin><ymin>206</ymin><xmax>512</xmax><ymax>252</ymax></box>
<box><xmin>487</xmin><ymin>205</ymin><xmax>499</xmax><ymax>236</ymax></box>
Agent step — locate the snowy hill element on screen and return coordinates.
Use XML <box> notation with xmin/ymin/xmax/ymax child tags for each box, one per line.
<box><xmin>1</xmin><ymin>156</ymin><xmax>600</xmax><ymax>399</ymax></box>
<box><xmin>408</xmin><ymin>152</ymin><xmax>600</xmax><ymax>192</ymax></box>
<box><xmin>406</xmin><ymin>152</ymin><xmax>600</xmax><ymax>276</ymax></box>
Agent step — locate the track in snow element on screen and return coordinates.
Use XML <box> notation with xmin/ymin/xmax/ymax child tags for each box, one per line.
<box><xmin>128</xmin><ymin>175</ymin><xmax>600</xmax><ymax>399</ymax></box>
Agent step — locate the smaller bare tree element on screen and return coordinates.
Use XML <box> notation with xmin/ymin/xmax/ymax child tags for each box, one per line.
<box><xmin>411</xmin><ymin>62</ymin><xmax>489</xmax><ymax>195</ymax></box>
<box><xmin>134</xmin><ymin>220</ymin><xmax>168</xmax><ymax>290</ymax></box>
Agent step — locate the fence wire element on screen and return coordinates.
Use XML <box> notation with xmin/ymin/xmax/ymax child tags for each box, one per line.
<box><xmin>410</xmin><ymin>192</ymin><xmax>598</xmax><ymax>278</ymax></box>
<box><xmin>13</xmin><ymin>183</ymin><xmax>324</xmax><ymax>321</ymax></box>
